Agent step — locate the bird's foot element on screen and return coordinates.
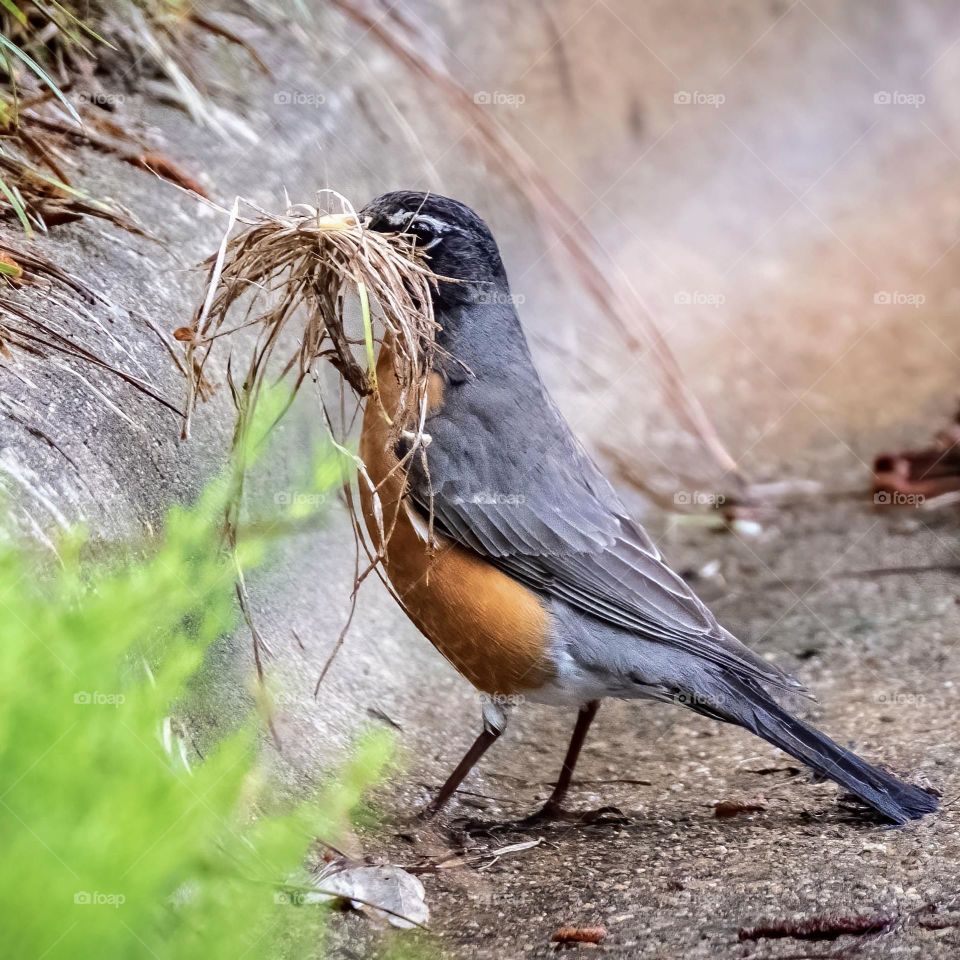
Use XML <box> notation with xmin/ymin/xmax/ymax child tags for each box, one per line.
<box><xmin>412</xmin><ymin>800</ymin><xmax>444</xmax><ymax>824</ymax></box>
<box><xmin>517</xmin><ymin>802</ymin><xmax>630</xmax><ymax>827</ymax></box>
<box><xmin>448</xmin><ymin>803</ymin><xmax>630</xmax><ymax>836</ymax></box>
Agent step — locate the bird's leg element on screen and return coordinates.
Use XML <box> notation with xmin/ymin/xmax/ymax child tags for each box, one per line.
<box><xmin>530</xmin><ymin>700</ymin><xmax>601</xmax><ymax>819</ymax></box>
<box><xmin>419</xmin><ymin>699</ymin><xmax>508</xmax><ymax>819</ymax></box>
<box><xmin>420</xmin><ymin>729</ymin><xmax>499</xmax><ymax>819</ymax></box>
<box><xmin>517</xmin><ymin>700</ymin><xmax>628</xmax><ymax>826</ymax></box>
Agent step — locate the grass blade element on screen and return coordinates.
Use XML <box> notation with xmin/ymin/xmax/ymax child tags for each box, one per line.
<box><xmin>0</xmin><ymin>33</ymin><xmax>81</xmax><ymax>125</ymax></box>
<box><xmin>0</xmin><ymin>169</ymin><xmax>32</xmax><ymax>235</ymax></box>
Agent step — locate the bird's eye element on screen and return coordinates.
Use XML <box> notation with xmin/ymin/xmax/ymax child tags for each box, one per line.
<box><xmin>404</xmin><ymin>215</ymin><xmax>434</xmax><ymax>239</ymax></box>
<box><xmin>403</xmin><ymin>214</ymin><xmax>444</xmax><ymax>250</ymax></box>
<box><xmin>366</xmin><ymin>209</ymin><xmax>445</xmax><ymax>250</ymax></box>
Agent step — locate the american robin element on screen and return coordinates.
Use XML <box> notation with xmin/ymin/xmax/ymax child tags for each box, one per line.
<box><xmin>357</xmin><ymin>190</ymin><xmax>937</xmax><ymax>825</ymax></box>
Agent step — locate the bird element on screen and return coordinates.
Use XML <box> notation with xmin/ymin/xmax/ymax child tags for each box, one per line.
<box><xmin>355</xmin><ymin>189</ymin><xmax>937</xmax><ymax>826</ymax></box>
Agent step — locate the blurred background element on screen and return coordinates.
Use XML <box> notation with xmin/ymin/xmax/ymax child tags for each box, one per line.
<box><xmin>299</xmin><ymin>0</ymin><xmax>960</xmax><ymax>489</ymax></box>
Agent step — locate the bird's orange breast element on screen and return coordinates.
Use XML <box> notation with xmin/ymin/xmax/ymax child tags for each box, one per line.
<box><xmin>358</xmin><ymin>337</ymin><xmax>554</xmax><ymax>696</ymax></box>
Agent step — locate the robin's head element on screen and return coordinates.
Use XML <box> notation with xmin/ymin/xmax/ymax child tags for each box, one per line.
<box><xmin>361</xmin><ymin>191</ymin><xmax>509</xmax><ymax>309</ymax></box>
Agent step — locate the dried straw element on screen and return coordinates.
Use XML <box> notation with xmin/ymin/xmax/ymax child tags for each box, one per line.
<box><xmin>179</xmin><ymin>191</ymin><xmax>442</xmax><ymax>709</ymax></box>
<box><xmin>180</xmin><ymin>192</ymin><xmax>439</xmax><ymax>451</ymax></box>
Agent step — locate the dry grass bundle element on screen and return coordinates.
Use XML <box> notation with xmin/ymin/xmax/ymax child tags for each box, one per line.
<box><xmin>179</xmin><ymin>193</ymin><xmax>442</xmax><ymax>703</ymax></box>
<box><xmin>180</xmin><ymin>193</ymin><xmax>439</xmax><ymax>447</ymax></box>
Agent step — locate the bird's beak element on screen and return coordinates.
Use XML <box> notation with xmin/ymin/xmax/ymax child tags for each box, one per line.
<box><xmin>315</xmin><ymin>211</ymin><xmax>361</xmax><ymax>231</ymax></box>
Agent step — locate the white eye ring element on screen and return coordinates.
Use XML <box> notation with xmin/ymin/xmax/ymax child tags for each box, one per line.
<box><xmin>383</xmin><ymin>211</ymin><xmax>447</xmax><ymax>237</ymax></box>
<box><xmin>407</xmin><ymin>213</ymin><xmax>447</xmax><ymax>235</ymax></box>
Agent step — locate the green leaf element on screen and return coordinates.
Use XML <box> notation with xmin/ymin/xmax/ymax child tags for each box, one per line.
<box><xmin>0</xmin><ymin>170</ymin><xmax>32</xmax><ymax>236</ymax></box>
<box><xmin>0</xmin><ymin>445</ymin><xmax>372</xmax><ymax>959</ymax></box>
<box><xmin>41</xmin><ymin>0</ymin><xmax>114</xmax><ymax>49</ymax></box>
<box><xmin>358</xmin><ymin>279</ymin><xmax>378</xmax><ymax>392</ymax></box>
<box><xmin>0</xmin><ymin>32</ymin><xmax>81</xmax><ymax>125</ymax></box>
<box><xmin>0</xmin><ymin>1</ymin><xmax>27</xmax><ymax>28</ymax></box>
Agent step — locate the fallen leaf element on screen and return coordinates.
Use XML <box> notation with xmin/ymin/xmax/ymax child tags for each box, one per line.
<box><xmin>873</xmin><ymin>406</ymin><xmax>960</xmax><ymax>502</ymax></box>
<box><xmin>311</xmin><ymin>863</ymin><xmax>428</xmax><ymax>929</ymax></box>
<box><xmin>134</xmin><ymin>152</ymin><xmax>209</xmax><ymax>198</ymax></box>
<box><xmin>487</xmin><ymin>839</ymin><xmax>541</xmax><ymax>857</ymax></box>
<box><xmin>739</xmin><ymin>913</ymin><xmax>896</xmax><ymax>942</ymax></box>
<box><xmin>714</xmin><ymin>798</ymin><xmax>766</xmax><ymax>819</ymax></box>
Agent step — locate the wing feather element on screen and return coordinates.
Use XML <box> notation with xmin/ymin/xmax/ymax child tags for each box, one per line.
<box><xmin>404</xmin><ymin>365</ymin><xmax>803</xmax><ymax>693</ymax></box>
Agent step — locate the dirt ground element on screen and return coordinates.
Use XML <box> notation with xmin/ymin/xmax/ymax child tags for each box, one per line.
<box><xmin>306</xmin><ymin>496</ymin><xmax>960</xmax><ymax>960</ymax></box>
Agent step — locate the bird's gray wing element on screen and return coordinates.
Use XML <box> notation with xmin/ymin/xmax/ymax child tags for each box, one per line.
<box><xmin>406</xmin><ymin>386</ymin><xmax>801</xmax><ymax>693</ymax></box>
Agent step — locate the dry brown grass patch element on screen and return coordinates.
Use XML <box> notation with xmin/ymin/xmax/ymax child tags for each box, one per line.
<box><xmin>179</xmin><ymin>192</ymin><xmax>443</xmax><ymax>703</ymax></box>
<box><xmin>180</xmin><ymin>193</ymin><xmax>439</xmax><ymax>449</ymax></box>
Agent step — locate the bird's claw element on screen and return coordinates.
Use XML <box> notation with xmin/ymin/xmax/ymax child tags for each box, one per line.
<box><xmin>518</xmin><ymin>803</ymin><xmax>630</xmax><ymax>827</ymax></box>
<box><xmin>447</xmin><ymin>804</ymin><xmax>631</xmax><ymax>835</ymax></box>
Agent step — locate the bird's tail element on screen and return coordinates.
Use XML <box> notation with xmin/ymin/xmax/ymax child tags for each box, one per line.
<box><xmin>699</xmin><ymin>677</ymin><xmax>937</xmax><ymax>824</ymax></box>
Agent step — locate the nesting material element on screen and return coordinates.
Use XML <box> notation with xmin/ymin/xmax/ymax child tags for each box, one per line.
<box><xmin>180</xmin><ymin>194</ymin><xmax>440</xmax><ymax>453</ymax></box>
<box><xmin>179</xmin><ymin>194</ymin><xmax>446</xmax><ymax>697</ymax></box>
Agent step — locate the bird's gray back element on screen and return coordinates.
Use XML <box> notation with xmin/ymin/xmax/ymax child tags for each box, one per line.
<box><xmin>408</xmin><ymin>301</ymin><xmax>801</xmax><ymax>695</ymax></box>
